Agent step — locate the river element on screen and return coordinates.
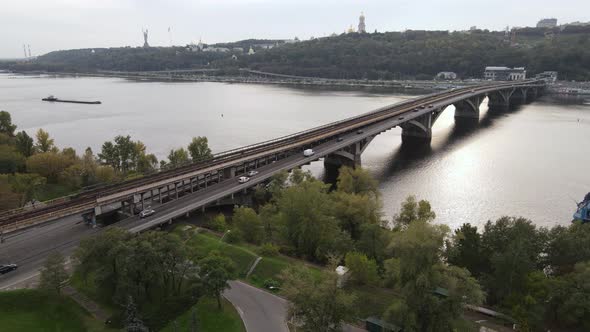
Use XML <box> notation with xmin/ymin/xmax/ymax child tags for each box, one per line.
<box><xmin>1</xmin><ymin>73</ymin><xmax>589</xmax><ymax>230</ymax></box>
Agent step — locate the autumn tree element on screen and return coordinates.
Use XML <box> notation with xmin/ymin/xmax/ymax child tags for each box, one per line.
<box><xmin>166</xmin><ymin>148</ymin><xmax>189</xmax><ymax>168</ymax></box>
<box><xmin>34</xmin><ymin>128</ymin><xmax>57</xmax><ymax>153</ymax></box>
<box><xmin>233</xmin><ymin>206</ymin><xmax>263</xmax><ymax>244</ymax></box>
<box><xmin>0</xmin><ymin>111</ymin><xmax>17</xmax><ymax>136</ymax></box>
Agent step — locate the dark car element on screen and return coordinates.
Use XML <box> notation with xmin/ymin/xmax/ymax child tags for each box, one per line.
<box><xmin>356</xmin><ymin>129</ymin><xmax>364</xmax><ymax>134</ymax></box>
<box><xmin>0</xmin><ymin>264</ymin><xmax>18</xmax><ymax>275</ymax></box>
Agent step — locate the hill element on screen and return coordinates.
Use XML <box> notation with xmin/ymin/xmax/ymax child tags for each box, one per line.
<box><xmin>3</xmin><ymin>29</ymin><xmax>590</xmax><ymax>80</ymax></box>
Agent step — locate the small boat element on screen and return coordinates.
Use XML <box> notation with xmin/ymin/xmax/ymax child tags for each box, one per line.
<box><xmin>573</xmin><ymin>192</ymin><xmax>590</xmax><ymax>223</ymax></box>
<box><xmin>41</xmin><ymin>95</ymin><xmax>101</xmax><ymax>104</ymax></box>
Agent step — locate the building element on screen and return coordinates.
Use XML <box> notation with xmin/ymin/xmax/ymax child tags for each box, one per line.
<box><xmin>436</xmin><ymin>72</ymin><xmax>457</xmax><ymax>80</ymax></box>
<box><xmin>484</xmin><ymin>66</ymin><xmax>526</xmax><ymax>81</ymax></box>
<box><xmin>535</xmin><ymin>71</ymin><xmax>558</xmax><ymax>83</ymax></box>
<box><xmin>202</xmin><ymin>47</ymin><xmax>230</xmax><ymax>53</ymax></box>
<box><xmin>248</xmin><ymin>46</ymin><xmax>255</xmax><ymax>55</ymax></box>
<box><xmin>537</xmin><ymin>18</ymin><xmax>557</xmax><ymax>28</ymax></box>
<box><xmin>358</xmin><ymin>12</ymin><xmax>366</xmax><ymax>33</ymax></box>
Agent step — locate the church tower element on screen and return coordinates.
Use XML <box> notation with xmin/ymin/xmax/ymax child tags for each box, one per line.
<box><xmin>358</xmin><ymin>12</ymin><xmax>366</xmax><ymax>33</ymax></box>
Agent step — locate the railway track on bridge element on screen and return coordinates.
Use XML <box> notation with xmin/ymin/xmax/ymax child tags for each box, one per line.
<box><xmin>0</xmin><ymin>80</ymin><xmax>544</xmax><ymax>232</ymax></box>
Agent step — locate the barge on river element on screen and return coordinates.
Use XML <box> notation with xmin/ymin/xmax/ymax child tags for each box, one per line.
<box><xmin>41</xmin><ymin>95</ymin><xmax>101</xmax><ymax>104</ymax></box>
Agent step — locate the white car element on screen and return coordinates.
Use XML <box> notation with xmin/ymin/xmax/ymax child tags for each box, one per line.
<box><xmin>303</xmin><ymin>149</ymin><xmax>315</xmax><ymax>157</ymax></box>
<box><xmin>139</xmin><ymin>208</ymin><xmax>155</xmax><ymax>218</ymax></box>
<box><xmin>238</xmin><ymin>176</ymin><xmax>250</xmax><ymax>183</ymax></box>
<box><xmin>247</xmin><ymin>170</ymin><xmax>258</xmax><ymax>177</ymax></box>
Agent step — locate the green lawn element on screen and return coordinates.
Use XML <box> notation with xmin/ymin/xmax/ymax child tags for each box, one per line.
<box><xmin>0</xmin><ymin>289</ymin><xmax>117</xmax><ymax>332</ymax></box>
<box><xmin>159</xmin><ymin>297</ymin><xmax>245</xmax><ymax>332</ymax></box>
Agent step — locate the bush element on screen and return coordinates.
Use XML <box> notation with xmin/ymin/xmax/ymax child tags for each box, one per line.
<box><xmin>209</xmin><ymin>213</ymin><xmax>227</xmax><ymax>232</ymax></box>
<box><xmin>258</xmin><ymin>243</ymin><xmax>280</xmax><ymax>257</ymax></box>
<box><xmin>344</xmin><ymin>252</ymin><xmax>379</xmax><ymax>286</ymax></box>
<box><xmin>279</xmin><ymin>245</ymin><xmax>297</xmax><ymax>257</ymax></box>
<box><xmin>263</xmin><ymin>278</ymin><xmax>280</xmax><ymax>291</ymax></box>
<box><xmin>225</xmin><ymin>229</ymin><xmax>242</xmax><ymax>244</ymax></box>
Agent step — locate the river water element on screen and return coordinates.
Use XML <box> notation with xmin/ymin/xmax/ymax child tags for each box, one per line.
<box><xmin>1</xmin><ymin>73</ymin><xmax>589</xmax><ymax>230</ymax></box>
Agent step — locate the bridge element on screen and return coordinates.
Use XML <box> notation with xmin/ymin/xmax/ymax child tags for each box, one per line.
<box><xmin>0</xmin><ymin>80</ymin><xmax>544</xmax><ymax>234</ymax></box>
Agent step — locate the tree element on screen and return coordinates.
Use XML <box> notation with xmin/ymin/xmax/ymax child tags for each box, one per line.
<box><xmin>276</xmin><ymin>178</ymin><xmax>340</xmax><ymax>261</ymax></box>
<box><xmin>356</xmin><ymin>223</ymin><xmax>391</xmax><ymax>264</ymax></box>
<box><xmin>280</xmin><ymin>265</ymin><xmax>356</xmax><ymax>332</ymax></box>
<box><xmin>446</xmin><ymin>223</ymin><xmax>486</xmax><ymax>277</ymax></box>
<box><xmin>336</xmin><ymin>166</ymin><xmax>379</xmax><ymax>198</ymax></box>
<box><xmin>98</xmin><ymin>135</ymin><xmax>150</xmax><ymax>173</ymax></box>
<box><xmin>344</xmin><ymin>252</ymin><xmax>379</xmax><ymax>285</ymax></box>
<box><xmin>26</xmin><ymin>152</ymin><xmax>74</xmax><ymax>182</ymax></box>
<box><xmin>199</xmin><ymin>251</ymin><xmax>234</xmax><ymax>309</ymax></box>
<box><xmin>10</xmin><ymin>173</ymin><xmax>46</xmax><ymax>207</ymax></box>
<box><xmin>14</xmin><ymin>131</ymin><xmax>34</xmax><ymax>157</ymax></box>
<box><xmin>331</xmin><ymin>191</ymin><xmax>381</xmax><ymax>240</ymax></box>
<box><xmin>0</xmin><ymin>111</ymin><xmax>16</xmax><ymax>136</ymax></box>
<box><xmin>34</xmin><ymin>128</ymin><xmax>57</xmax><ymax>153</ymax></box>
<box><xmin>384</xmin><ymin>220</ymin><xmax>484</xmax><ymax>331</ymax></box>
<box><xmin>233</xmin><ymin>206</ymin><xmax>263</xmax><ymax>244</ymax></box>
<box><xmin>392</xmin><ymin>195</ymin><xmax>436</xmax><ymax>230</ymax></box>
<box><xmin>546</xmin><ymin>223</ymin><xmax>590</xmax><ymax>276</ymax></box>
<box><xmin>187</xmin><ymin>136</ymin><xmax>213</xmax><ymax>162</ymax></box>
<box><xmin>480</xmin><ymin>217</ymin><xmax>547</xmax><ymax>307</ymax></box>
<box><xmin>550</xmin><ymin>261</ymin><xmax>590</xmax><ymax>330</ymax></box>
<box><xmin>167</xmin><ymin>148</ymin><xmax>189</xmax><ymax>168</ymax></box>
<box><xmin>208</xmin><ymin>213</ymin><xmax>227</xmax><ymax>232</ymax></box>
<box><xmin>0</xmin><ymin>145</ymin><xmax>25</xmax><ymax>173</ymax></box>
<box><xmin>39</xmin><ymin>251</ymin><xmax>68</xmax><ymax>295</ymax></box>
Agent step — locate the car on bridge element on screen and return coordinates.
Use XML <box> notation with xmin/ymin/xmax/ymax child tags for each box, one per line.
<box><xmin>356</xmin><ymin>129</ymin><xmax>364</xmax><ymax>134</ymax></box>
<box><xmin>0</xmin><ymin>264</ymin><xmax>18</xmax><ymax>275</ymax></box>
<box><xmin>139</xmin><ymin>207</ymin><xmax>156</xmax><ymax>218</ymax></box>
<box><xmin>238</xmin><ymin>176</ymin><xmax>251</xmax><ymax>183</ymax></box>
<box><xmin>247</xmin><ymin>170</ymin><xmax>258</xmax><ymax>177</ymax></box>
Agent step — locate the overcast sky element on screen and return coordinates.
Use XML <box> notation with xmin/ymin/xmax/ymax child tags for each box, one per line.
<box><xmin>1</xmin><ymin>0</ymin><xmax>588</xmax><ymax>58</ymax></box>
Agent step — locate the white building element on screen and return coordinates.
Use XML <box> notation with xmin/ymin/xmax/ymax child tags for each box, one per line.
<box><xmin>436</xmin><ymin>72</ymin><xmax>457</xmax><ymax>80</ymax></box>
<box><xmin>484</xmin><ymin>66</ymin><xmax>526</xmax><ymax>81</ymax></box>
<box><xmin>202</xmin><ymin>47</ymin><xmax>230</xmax><ymax>53</ymax></box>
<box><xmin>537</xmin><ymin>18</ymin><xmax>558</xmax><ymax>28</ymax></box>
<box><xmin>248</xmin><ymin>46</ymin><xmax>255</xmax><ymax>55</ymax></box>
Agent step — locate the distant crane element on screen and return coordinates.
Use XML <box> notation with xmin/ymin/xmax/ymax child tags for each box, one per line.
<box><xmin>23</xmin><ymin>44</ymin><xmax>27</xmax><ymax>58</ymax></box>
<box><xmin>27</xmin><ymin>45</ymin><xmax>31</xmax><ymax>58</ymax></box>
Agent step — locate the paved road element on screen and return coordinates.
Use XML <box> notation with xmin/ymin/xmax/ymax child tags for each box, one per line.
<box><xmin>0</xmin><ymin>215</ymin><xmax>99</xmax><ymax>290</ymax></box>
<box><xmin>224</xmin><ymin>280</ymin><xmax>366</xmax><ymax>332</ymax></box>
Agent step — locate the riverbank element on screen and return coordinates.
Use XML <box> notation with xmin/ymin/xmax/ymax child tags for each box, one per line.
<box><xmin>9</xmin><ymin>69</ymin><xmax>474</xmax><ymax>91</ymax></box>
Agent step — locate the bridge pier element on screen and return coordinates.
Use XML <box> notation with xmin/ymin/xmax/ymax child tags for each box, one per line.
<box><xmin>324</xmin><ymin>136</ymin><xmax>374</xmax><ymax>169</ymax></box>
<box><xmin>510</xmin><ymin>88</ymin><xmax>528</xmax><ymax>105</ymax></box>
<box><xmin>454</xmin><ymin>96</ymin><xmax>483</xmax><ymax>120</ymax></box>
<box><xmin>400</xmin><ymin>107</ymin><xmax>444</xmax><ymax>145</ymax></box>
<box><xmin>487</xmin><ymin>89</ymin><xmax>513</xmax><ymax>111</ymax></box>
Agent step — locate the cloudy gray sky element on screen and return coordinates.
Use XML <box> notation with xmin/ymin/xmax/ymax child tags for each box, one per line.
<box><xmin>1</xmin><ymin>0</ymin><xmax>588</xmax><ymax>58</ymax></box>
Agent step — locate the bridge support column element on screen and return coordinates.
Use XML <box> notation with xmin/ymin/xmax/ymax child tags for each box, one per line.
<box><xmin>400</xmin><ymin>108</ymin><xmax>443</xmax><ymax>145</ymax></box>
<box><xmin>510</xmin><ymin>87</ymin><xmax>527</xmax><ymax>105</ymax></box>
<box><xmin>159</xmin><ymin>188</ymin><xmax>162</xmax><ymax>204</ymax></box>
<box><xmin>454</xmin><ymin>96</ymin><xmax>483</xmax><ymax>120</ymax></box>
<box><xmin>324</xmin><ymin>136</ymin><xmax>374</xmax><ymax>170</ymax></box>
<box><xmin>175</xmin><ymin>182</ymin><xmax>179</xmax><ymax>199</ymax></box>
<box><xmin>223</xmin><ymin>167</ymin><xmax>236</xmax><ymax>180</ymax></box>
<box><xmin>487</xmin><ymin>89</ymin><xmax>513</xmax><ymax>111</ymax></box>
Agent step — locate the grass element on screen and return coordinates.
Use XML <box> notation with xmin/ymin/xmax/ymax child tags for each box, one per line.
<box><xmin>186</xmin><ymin>230</ymin><xmax>258</xmax><ymax>277</ymax></box>
<box><xmin>0</xmin><ymin>289</ymin><xmax>117</xmax><ymax>332</ymax></box>
<box><xmin>159</xmin><ymin>296</ymin><xmax>245</xmax><ymax>332</ymax></box>
<box><xmin>37</xmin><ymin>183</ymin><xmax>77</xmax><ymax>201</ymax></box>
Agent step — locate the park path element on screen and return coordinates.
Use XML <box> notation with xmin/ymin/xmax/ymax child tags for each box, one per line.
<box><xmin>62</xmin><ymin>285</ymin><xmax>109</xmax><ymax>322</ymax></box>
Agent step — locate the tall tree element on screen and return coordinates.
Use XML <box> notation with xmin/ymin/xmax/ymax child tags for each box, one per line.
<box><xmin>0</xmin><ymin>145</ymin><xmax>25</xmax><ymax>173</ymax></box>
<box><xmin>26</xmin><ymin>152</ymin><xmax>74</xmax><ymax>182</ymax></box>
<box><xmin>199</xmin><ymin>251</ymin><xmax>234</xmax><ymax>309</ymax></box>
<box><xmin>446</xmin><ymin>223</ymin><xmax>486</xmax><ymax>277</ymax></box>
<box><xmin>167</xmin><ymin>148</ymin><xmax>189</xmax><ymax>168</ymax></box>
<box><xmin>280</xmin><ymin>265</ymin><xmax>356</xmax><ymax>332</ymax></box>
<box><xmin>39</xmin><ymin>251</ymin><xmax>69</xmax><ymax>295</ymax></box>
<box><xmin>124</xmin><ymin>295</ymin><xmax>148</xmax><ymax>332</ymax></box>
<box><xmin>34</xmin><ymin>128</ymin><xmax>57</xmax><ymax>153</ymax></box>
<box><xmin>233</xmin><ymin>206</ymin><xmax>263</xmax><ymax>244</ymax></box>
<box><xmin>336</xmin><ymin>166</ymin><xmax>379</xmax><ymax>198</ymax></box>
<box><xmin>392</xmin><ymin>195</ymin><xmax>436</xmax><ymax>230</ymax></box>
<box><xmin>344</xmin><ymin>252</ymin><xmax>379</xmax><ymax>285</ymax></box>
<box><xmin>14</xmin><ymin>131</ymin><xmax>34</xmax><ymax>157</ymax></box>
<box><xmin>187</xmin><ymin>136</ymin><xmax>213</xmax><ymax>162</ymax></box>
<box><xmin>0</xmin><ymin>111</ymin><xmax>17</xmax><ymax>136</ymax></box>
